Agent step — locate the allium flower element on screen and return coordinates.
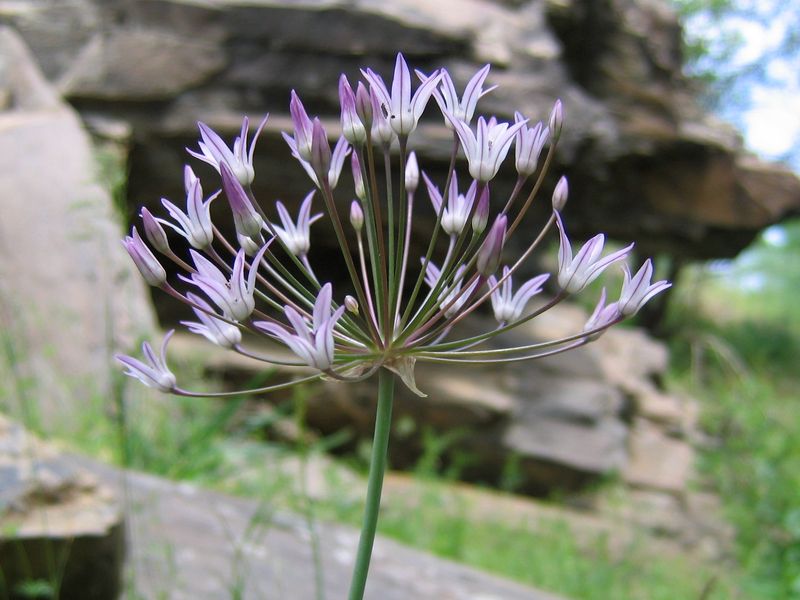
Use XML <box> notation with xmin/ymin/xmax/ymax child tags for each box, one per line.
<box><xmin>115</xmin><ymin>331</ymin><xmax>176</xmax><ymax>392</ymax></box>
<box><xmin>339</xmin><ymin>75</ymin><xmax>367</xmax><ymax>145</ymax></box>
<box><xmin>417</xmin><ymin>64</ymin><xmax>496</xmax><ymax>128</ymax></box>
<box><xmin>618</xmin><ymin>259</ymin><xmax>672</xmax><ymax>315</ymax></box>
<box><xmin>476</xmin><ymin>214</ymin><xmax>507</xmax><ymax>276</ymax></box>
<box><xmin>182</xmin><ymin>293</ymin><xmax>242</xmax><ymax>348</ymax></box>
<box><xmin>424</xmin><ymin>262</ymin><xmax>478</xmax><ymax>319</ymax></box>
<box><xmin>289</xmin><ymin>90</ymin><xmax>314</xmax><ymax>161</ymax></box>
<box><xmin>514</xmin><ymin>112</ymin><xmax>549</xmax><ymax>176</ymax></box>
<box><xmin>448</xmin><ymin>115</ymin><xmax>526</xmax><ymax>182</ymax></box>
<box><xmin>271</xmin><ymin>192</ymin><xmax>322</xmax><ymax>257</ymax></box>
<box><xmin>187</xmin><ymin>116</ymin><xmax>267</xmax><ymax>185</ymax></box>
<box><xmin>362</xmin><ymin>53</ymin><xmax>442</xmax><ymax>136</ymax></box>
<box><xmin>122</xmin><ymin>227</ymin><xmax>166</xmax><ymax>287</ymax></box>
<box><xmin>583</xmin><ymin>288</ymin><xmax>621</xmax><ymax>338</ymax></box>
<box><xmin>555</xmin><ymin>211</ymin><xmax>633</xmax><ymax>293</ymax></box>
<box><xmin>488</xmin><ymin>267</ymin><xmax>549</xmax><ymax>324</ymax></box>
<box><xmin>423</xmin><ymin>173</ymin><xmax>476</xmax><ymax>236</ymax></box>
<box><xmin>220</xmin><ymin>162</ymin><xmax>264</xmax><ymax>239</ymax></box>
<box><xmin>185</xmin><ymin>245</ymin><xmax>268</xmax><ymax>322</ymax></box>
<box><xmin>118</xmin><ymin>54</ymin><xmax>670</xmax><ymax>600</ymax></box>
<box><xmin>283</xmin><ymin>131</ymin><xmax>350</xmax><ymax>190</ymax></box>
<box><xmin>158</xmin><ymin>166</ymin><xmax>216</xmax><ymax>249</ymax></box>
<box><xmin>255</xmin><ymin>283</ymin><xmax>345</xmax><ymax>371</ymax></box>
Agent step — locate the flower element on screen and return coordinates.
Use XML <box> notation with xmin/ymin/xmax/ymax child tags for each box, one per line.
<box><xmin>289</xmin><ymin>90</ymin><xmax>314</xmax><ymax>161</ymax></box>
<box><xmin>514</xmin><ymin>112</ymin><xmax>549</xmax><ymax>176</ymax></box>
<box><xmin>220</xmin><ymin>161</ymin><xmax>264</xmax><ymax>239</ymax></box>
<box><xmin>423</xmin><ymin>173</ymin><xmax>476</xmax><ymax>236</ymax></box>
<box><xmin>617</xmin><ymin>259</ymin><xmax>672</xmax><ymax>315</ymax></box>
<box><xmin>158</xmin><ymin>166</ymin><xmax>216</xmax><ymax>249</ymax></box>
<box><xmin>448</xmin><ymin>115</ymin><xmax>526</xmax><ymax>182</ymax></box>
<box><xmin>476</xmin><ymin>214</ymin><xmax>507</xmax><ymax>276</ymax></box>
<box><xmin>187</xmin><ymin>116</ymin><xmax>267</xmax><ymax>185</ymax></box>
<box><xmin>122</xmin><ymin>227</ymin><xmax>166</xmax><ymax>287</ymax></box>
<box><xmin>119</xmin><ymin>53</ymin><xmax>668</xmax><ymax>396</ymax></box>
<box><xmin>583</xmin><ymin>288</ymin><xmax>621</xmax><ymax>338</ymax></box>
<box><xmin>339</xmin><ymin>75</ymin><xmax>367</xmax><ymax>145</ymax></box>
<box><xmin>555</xmin><ymin>212</ymin><xmax>632</xmax><ymax>293</ymax></box>
<box><xmin>140</xmin><ymin>207</ymin><xmax>170</xmax><ymax>254</ymax></box>
<box><xmin>185</xmin><ymin>244</ymin><xmax>269</xmax><ymax>322</ymax></box>
<box><xmin>116</xmin><ymin>330</ymin><xmax>177</xmax><ymax>392</ymax></box>
<box><xmin>283</xmin><ymin>131</ymin><xmax>351</xmax><ymax>190</ymax></box>
<box><xmin>488</xmin><ymin>267</ymin><xmax>549</xmax><ymax>324</ymax></box>
<box><xmin>416</xmin><ymin>64</ymin><xmax>496</xmax><ymax>128</ymax></box>
<box><xmin>255</xmin><ymin>283</ymin><xmax>346</xmax><ymax>371</ymax></box>
<box><xmin>272</xmin><ymin>191</ymin><xmax>322</xmax><ymax>257</ymax></box>
<box><xmin>182</xmin><ymin>293</ymin><xmax>242</xmax><ymax>348</ymax></box>
<box><xmin>362</xmin><ymin>53</ymin><xmax>442</xmax><ymax>136</ymax></box>
<box><xmin>424</xmin><ymin>262</ymin><xmax>478</xmax><ymax>318</ymax></box>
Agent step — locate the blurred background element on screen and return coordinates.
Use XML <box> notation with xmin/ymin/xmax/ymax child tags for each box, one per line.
<box><xmin>0</xmin><ymin>0</ymin><xmax>798</xmax><ymax>598</ymax></box>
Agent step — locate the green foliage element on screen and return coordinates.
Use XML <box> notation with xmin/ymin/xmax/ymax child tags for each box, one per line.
<box><xmin>668</xmin><ymin>238</ymin><xmax>800</xmax><ymax>598</ymax></box>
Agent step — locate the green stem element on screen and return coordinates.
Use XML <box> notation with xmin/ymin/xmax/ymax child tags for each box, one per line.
<box><xmin>347</xmin><ymin>368</ymin><xmax>395</xmax><ymax>600</ymax></box>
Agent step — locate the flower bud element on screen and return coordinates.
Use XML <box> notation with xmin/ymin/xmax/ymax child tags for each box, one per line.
<box><xmin>221</xmin><ymin>162</ymin><xmax>263</xmax><ymax>238</ymax></box>
<box><xmin>345</xmin><ymin>295</ymin><xmax>359</xmax><ymax>314</ymax></box>
<box><xmin>350</xmin><ymin>200</ymin><xmax>364</xmax><ymax>231</ymax></box>
<box><xmin>471</xmin><ymin>184</ymin><xmax>490</xmax><ymax>234</ymax></box>
<box><xmin>355</xmin><ymin>82</ymin><xmax>373</xmax><ymax>129</ymax></box>
<box><xmin>552</xmin><ymin>176</ymin><xmax>568</xmax><ymax>211</ymax></box>
<box><xmin>405</xmin><ymin>151</ymin><xmax>419</xmax><ymax>193</ymax></box>
<box><xmin>140</xmin><ymin>207</ymin><xmax>170</xmax><ymax>254</ymax></box>
<box><xmin>122</xmin><ymin>227</ymin><xmax>167</xmax><ymax>287</ymax></box>
<box><xmin>352</xmin><ymin>153</ymin><xmax>366</xmax><ymax>201</ymax></box>
<box><xmin>339</xmin><ymin>75</ymin><xmax>366</xmax><ymax>145</ymax></box>
<box><xmin>310</xmin><ymin>118</ymin><xmax>331</xmax><ymax>184</ymax></box>
<box><xmin>549</xmin><ymin>99</ymin><xmax>563</xmax><ymax>141</ymax></box>
<box><xmin>476</xmin><ymin>214</ymin><xmax>507</xmax><ymax>276</ymax></box>
<box><xmin>237</xmin><ymin>232</ymin><xmax>262</xmax><ymax>256</ymax></box>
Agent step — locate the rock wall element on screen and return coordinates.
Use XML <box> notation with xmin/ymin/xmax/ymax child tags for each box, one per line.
<box><xmin>0</xmin><ymin>27</ymin><xmax>157</xmax><ymax>428</ymax></box>
<box><xmin>3</xmin><ymin>0</ymin><xmax>799</xmax><ymax>262</ymax></box>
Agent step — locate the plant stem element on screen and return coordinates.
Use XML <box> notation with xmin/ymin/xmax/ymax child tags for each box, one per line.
<box><xmin>347</xmin><ymin>368</ymin><xmax>395</xmax><ymax>600</ymax></box>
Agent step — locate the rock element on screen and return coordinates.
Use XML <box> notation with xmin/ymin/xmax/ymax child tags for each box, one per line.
<box><xmin>166</xmin><ymin>305</ymin><xmax>648</xmax><ymax>494</ymax></box>
<box><xmin>7</xmin><ymin>0</ymin><xmax>798</xmax><ymax>260</ymax></box>
<box><xmin>0</xmin><ymin>416</ymin><xmax>124</xmax><ymax>600</ymax></box>
<box><xmin>72</xmin><ymin>455</ymin><xmax>564</xmax><ymax>600</ymax></box>
<box><xmin>59</xmin><ymin>28</ymin><xmax>226</xmax><ymax>100</ymax></box>
<box><xmin>0</xmin><ymin>27</ymin><xmax>156</xmax><ymax>427</ymax></box>
<box><xmin>623</xmin><ymin>418</ymin><xmax>694</xmax><ymax>494</ymax></box>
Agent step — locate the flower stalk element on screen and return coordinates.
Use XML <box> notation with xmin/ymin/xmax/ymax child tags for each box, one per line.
<box><xmin>347</xmin><ymin>368</ymin><xmax>395</xmax><ymax>600</ymax></box>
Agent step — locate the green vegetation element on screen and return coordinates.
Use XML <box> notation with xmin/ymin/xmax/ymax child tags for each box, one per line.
<box><xmin>667</xmin><ymin>219</ymin><xmax>800</xmax><ymax>599</ymax></box>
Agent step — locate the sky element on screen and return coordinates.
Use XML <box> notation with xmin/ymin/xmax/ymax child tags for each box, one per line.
<box><xmin>683</xmin><ymin>2</ymin><xmax>800</xmax><ymax>171</ymax></box>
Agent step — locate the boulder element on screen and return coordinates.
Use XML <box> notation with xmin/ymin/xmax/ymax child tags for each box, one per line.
<box><xmin>0</xmin><ymin>27</ymin><xmax>156</xmax><ymax>427</ymax></box>
<box><xmin>0</xmin><ymin>416</ymin><xmax>124</xmax><ymax>600</ymax></box>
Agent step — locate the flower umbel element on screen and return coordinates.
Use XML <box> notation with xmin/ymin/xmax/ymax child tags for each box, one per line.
<box><xmin>119</xmin><ymin>52</ymin><xmax>668</xmax><ymax>394</ymax></box>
